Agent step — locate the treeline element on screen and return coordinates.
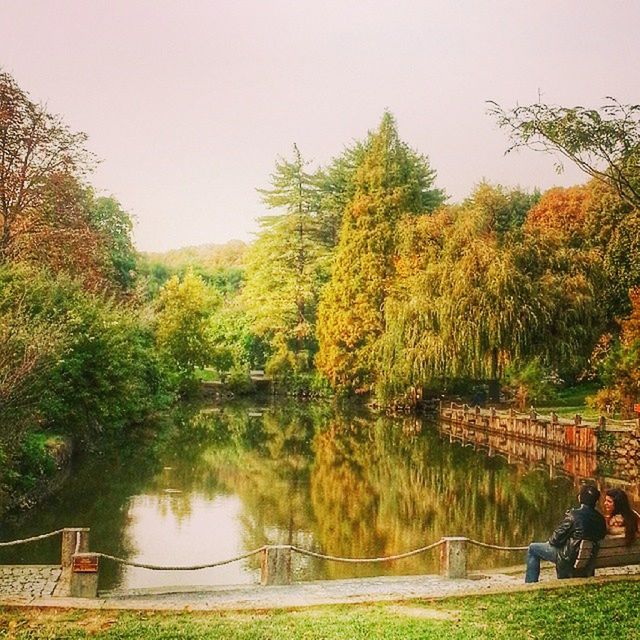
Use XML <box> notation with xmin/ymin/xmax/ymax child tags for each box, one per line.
<box><xmin>200</xmin><ymin>107</ymin><xmax>640</xmax><ymax>413</ymax></box>
<box><xmin>0</xmin><ymin>71</ymin><xmax>219</xmax><ymax>510</ymax></box>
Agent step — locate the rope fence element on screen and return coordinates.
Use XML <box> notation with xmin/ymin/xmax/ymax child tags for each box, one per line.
<box><xmin>0</xmin><ymin>528</ymin><xmax>64</xmax><ymax>547</ymax></box>
<box><xmin>93</xmin><ymin>547</ymin><xmax>267</xmax><ymax>571</ymax></box>
<box><xmin>80</xmin><ymin>538</ymin><xmax>527</xmax><ymax>571</ymax></box>
<box><xmin>0</xmin><ymin>530</ymin><xmax>532</xmax><ymax>593</ymax></box>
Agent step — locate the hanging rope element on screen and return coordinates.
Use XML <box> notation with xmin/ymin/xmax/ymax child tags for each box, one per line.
<box><xmin>290</xmin><ymin>540</ymin><xmax>444</xmax><ymax>563</ymax></box>
<box><xmin>94</xmin><ymin>546</ymin><xmax>266</xmax><ymax>570</ymax></box>
<box><xmin>0</xmin><ymin>529</ymin><xmax>64</xmax><ymax>547</ymax></box>
<box><xmin>466</xmin><ymin>538</ymin><xmax>528</xmax><ymax>551</ymax></box>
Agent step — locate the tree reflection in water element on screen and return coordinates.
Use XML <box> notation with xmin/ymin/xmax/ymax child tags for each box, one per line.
<box><xmin>0</xmin><ymin>399</ymin><xmax>586</xmax><ymax>588</ymax></box>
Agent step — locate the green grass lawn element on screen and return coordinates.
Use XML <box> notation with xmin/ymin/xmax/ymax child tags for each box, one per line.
<box><xmin>537</xmin><ymin>382</ymin><xmax>602</xmax><ymax>420</ymax></box>
<box><xmin>2</xmin><ymin>580</ymin><xmax>640</xmax><ymax>639</ymax></box>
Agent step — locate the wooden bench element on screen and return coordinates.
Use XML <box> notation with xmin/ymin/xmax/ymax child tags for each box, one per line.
<box><xmin>575</xmin><ymin>535</ymin><xmax>640</xmax><ymax>572</ymax></box>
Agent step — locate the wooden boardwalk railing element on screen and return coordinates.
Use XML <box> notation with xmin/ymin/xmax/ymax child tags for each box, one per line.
<box><xmin>439</xmin><ymin>402</ymin><xmax>639</xmax><ymax>454</ymax></box>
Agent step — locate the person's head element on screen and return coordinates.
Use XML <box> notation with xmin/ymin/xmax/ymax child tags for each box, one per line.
<box><xmin>605</xmin><ymin>488</ymin><xmax>638</xmax><ymax>544</ymax></box>
<box><xmin>606</xmin><ymin>488</ymin><xmax>632</xmax><ymax>516</ymax></box>
<box><xmin>578</xmin><ymin>484</ymin><xmax>600</xmax><ymax>508</ymax></box>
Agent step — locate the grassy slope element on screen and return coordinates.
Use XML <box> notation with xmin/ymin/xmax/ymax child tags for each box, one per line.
<box><xmin>1</xmin><ymin>580</ymin><xmax>639</xmax><ymax>639</ymax></box>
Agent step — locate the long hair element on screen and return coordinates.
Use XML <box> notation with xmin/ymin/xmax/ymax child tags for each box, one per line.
<box><xmin>606</xmin><ymin>488</ymin><xmax>639</xmax><ymax>545</ymax></box>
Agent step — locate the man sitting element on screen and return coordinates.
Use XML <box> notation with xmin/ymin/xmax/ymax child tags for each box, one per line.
<box><xmin>524</xmin><ymin>484</ymin><xmax>607</xmax><ymax>583</ymax></box>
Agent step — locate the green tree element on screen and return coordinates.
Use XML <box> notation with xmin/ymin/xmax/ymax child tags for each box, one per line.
<box><xmin>489</xmin><ymin>98</ymin><xmax>640</xmax><ymax>210</ymax></box>
<box><xmin>242</xmin><ymin>145</ymin><xmax>329</xmax><ymax>380</ymax></box>
<box><xmin>87</xmin><ymin>194</ymin><xmax>138</xmax><ymax>290</ymax></box>
<box><xmin>316</xmin><ymin>112</ymin><xmax>445</xmax><ymax>393</ymax></box>
<box><xmin>155</xmin><ymin>270</ymin><xmax>219</xmax><ymax>387</ymax></box>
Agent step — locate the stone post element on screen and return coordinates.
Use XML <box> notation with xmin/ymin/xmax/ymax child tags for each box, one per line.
<box><xmin>440</xmin><ymin>537</ymin><xmax>468</xmax><ymax>579</ymax></box>
<box><xmin>261</xmin><ymin>546</ymin><xmax>292</xmax><ymax>585</ymax></box>
<box><xmin>59</xmin><ymin>528</ymin><xmax>90</xmax><ymax>593</ymax></box>
<box><xmin>70</xmin><ymin>552</ymin><xmax>99</xmax><ymax>598</ymax></box>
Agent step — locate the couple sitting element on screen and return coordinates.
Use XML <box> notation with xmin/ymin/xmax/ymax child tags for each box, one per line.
<box><xmin>525</xmin><ymin>484</ymin><xmax>639</xmax><ymax>583</ymax></box>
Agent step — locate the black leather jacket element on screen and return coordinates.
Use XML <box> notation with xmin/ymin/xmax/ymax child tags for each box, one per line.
<box><xmin>549</xmin><ymin>504</ymin><xmax>607</xmax><ymax>578</ymax></box>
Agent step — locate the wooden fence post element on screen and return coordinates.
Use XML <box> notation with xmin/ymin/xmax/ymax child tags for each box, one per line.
<box><xmin>261</xmin><ymin>546</ymin><xmax>292</xmax><ymax>585</ymax></box>
<box><xmin>440</xmin><ymin>537</ymin><xmax>468</xmax><ymax>579</ymax></box>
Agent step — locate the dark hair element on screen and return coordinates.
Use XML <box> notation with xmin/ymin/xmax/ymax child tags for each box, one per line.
<box><xmin>578</xmin><ymin>484</ymin><xmax>600</xmax><ymax>508</ymax></box>
<box><xmin>606</xmin><ymin>488</ymin><xmax>639</xmax><ymax>545</ymax></box>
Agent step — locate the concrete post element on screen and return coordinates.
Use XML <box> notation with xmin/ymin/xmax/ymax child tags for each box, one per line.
<box><xmin>440</xmin><ymin>537</ymin><xmax>468</xmax><ymax>579</ymax></box>
<box><xmin>261</xmin><ymin>546</ymin><xmax>292</xmax><ymax>585</ymax></box>
<box><xmin>70</xmin><ymin>552</ymin><xmax>99</xmax><ymax>598</ymax></box>
<box><xmin>59</xmin><ymin>528</ymin><xmax>90</xmax><ymax>593</ymax></box>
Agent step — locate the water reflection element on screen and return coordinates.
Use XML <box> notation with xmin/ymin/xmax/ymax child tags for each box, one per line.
<box><xmin>0</xmin><ymin>400</ymin><xmax>598</xmax><ymax>589</ymax></box>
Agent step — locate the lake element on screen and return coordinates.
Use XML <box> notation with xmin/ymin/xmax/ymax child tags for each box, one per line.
<box><xmin>0</xmin><ymin>398</ymin><xmax>580</xmax><ymax>590</ymax></box>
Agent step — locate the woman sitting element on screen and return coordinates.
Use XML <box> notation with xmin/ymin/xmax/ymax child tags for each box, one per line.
<box><xmin>603</xmin><ymin>488</ymin><xmax>640</xmax><ymax>544</ymax></box>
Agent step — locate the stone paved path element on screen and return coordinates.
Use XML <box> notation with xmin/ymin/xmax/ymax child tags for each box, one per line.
<box><xmin>0</xmin><ymin>564</ymin><xmax>638</xmax><ymax>611</ymax></box>
<box><xmin>0</xmin><ymin>565</ymin><xmax>61</xmax><ymax>599</ymax></box>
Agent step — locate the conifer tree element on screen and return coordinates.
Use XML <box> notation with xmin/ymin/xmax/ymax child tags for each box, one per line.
<box><xmin>316</xmin><ymin>113</ymin><xmax>445</xmax><ymax>392</ymax></box>
<box><xmin>242</xmin><ymin>145</ymin><xmax>328</xmax><ymax>378</ymax></box>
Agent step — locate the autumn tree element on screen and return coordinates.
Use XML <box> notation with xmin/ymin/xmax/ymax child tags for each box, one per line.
<box><xmin>376</xmin><ymin>184</ymin><xmax>604</xmax><ymax>401</ymax></box>
<box><xmin>316</xmin><ymin>112</ymin><xmax>445</xmax><ymax>393</ymax></box>
<box><xmin>0</xmin><ymin>71</ymin><xmax>92</xmax><ymax>261</ymax></box>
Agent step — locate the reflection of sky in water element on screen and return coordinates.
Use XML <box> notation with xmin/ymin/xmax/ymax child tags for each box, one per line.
<box><xmin>122</xmin><ymin>493</ymin><xmax>258</xmax><ymax>588</ymax></box>
<box><xmin>0</xmin><ymin>401</ymin><xmax>587</xmax><ymax>591</ymax></box>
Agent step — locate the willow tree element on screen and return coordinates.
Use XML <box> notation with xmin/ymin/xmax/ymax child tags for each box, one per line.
<box><xmin>316</xmin><ymin>112</ymin><xmax>445</xmax><ymax>393</ymax></box>
<box><xmin>241</xmin><ymin>145</ymin><xmax>329</xmax><ymax>379</ymax></box>
<box><xmin>376</xmin><ymin>184</ymin><xmax>605</xmax><ymax>400</ymax></box>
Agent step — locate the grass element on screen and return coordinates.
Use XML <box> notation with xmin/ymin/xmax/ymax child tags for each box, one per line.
<box><xmin>194</xmin><ymin>367</ymin><xmax>219</xmax><ymax>383</ymax></box>
<box><xmin>537</xmin><ymin>382</ymin><xmax>602</xmax><ymax>420</ymax></box>
<box><xmin>1</xmin><ymin>580</ymin><xmax>640</xmax><ymax>639</ymax></box>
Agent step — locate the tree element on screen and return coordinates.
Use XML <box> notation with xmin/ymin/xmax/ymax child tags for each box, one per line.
<box><xmin>376</xmin><ymin>184</ymin><xmax>605</xmax><ymax>400</ymax></box>
<box><xmin>0</xmin><ymin>70</ymin><xmax>92</xmax><ymax>260</ymax></box>
<box><xmin>155</xmin><ymin>270</ymin><xmax>219</xmax><ymax>386</ymax></box>
<box><xmin>242</xmin><ymin>145</ymin><xmax>328</xmax><ymax>379</ymax></box>
<box><xmin>489</xmin><ymin>99</ymin><xmax>640</xmax><ymax>210</ymax></box>
<box><xmin>316</xmin><ymin>112</ymin><xmax>445</xmax><ymax>392</ymax></box>
<box><xmin>88</xmin><ymin>194</ymin><xmax>137</xmax><ymax>290</ymax></box>
<box><xmin>6</xmin><ymin>172</ymin><xmax>112</xmax><ymax>291</ymax></box>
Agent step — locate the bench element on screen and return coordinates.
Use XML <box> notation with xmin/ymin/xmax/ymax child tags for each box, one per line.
<box><xmin>575</xmin><ymin>535</ymin><xmax>640</xmax><ymax>571</ymax></box>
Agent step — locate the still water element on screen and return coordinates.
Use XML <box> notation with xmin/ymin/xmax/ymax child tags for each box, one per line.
<box><xmin>0</xmin><ymin>399</ymin><xmax>580</xmax><ymax>590</ymax></box>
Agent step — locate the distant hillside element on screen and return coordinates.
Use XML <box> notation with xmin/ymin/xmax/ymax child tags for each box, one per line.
<box><xmin>144</xmin><ymin>240</ymin><xmax>248</xmax><ymax>271</ymax></box>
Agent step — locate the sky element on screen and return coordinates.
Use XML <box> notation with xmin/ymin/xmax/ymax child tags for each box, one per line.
<box><xmin>1</xmin><ymin>0</ymin><xmax>639</xmax><ymax>252</ymax></box>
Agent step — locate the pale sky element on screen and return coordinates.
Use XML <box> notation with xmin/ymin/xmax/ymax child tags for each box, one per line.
<box><xmin>1</xmin><ymin>1</ymin><xmax>638</xmax><ymax>251</ymax></box>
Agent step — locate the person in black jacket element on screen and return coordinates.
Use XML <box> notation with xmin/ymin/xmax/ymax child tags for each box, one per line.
<box><xmin>524</xmin><ymin>484</ymin><xmax>607</xmax><ymax>583</ymax></box>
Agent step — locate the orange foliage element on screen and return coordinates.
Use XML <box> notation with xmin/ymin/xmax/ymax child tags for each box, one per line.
<box><xmin>525</xmin><ymin>186</ymin><xmax>590</xmax><ymax>241</ymax></box>
<box><xmin>621</xmin><ymin>288</ymin><xmax>640</xmax><ymax>346</ymax></box>
<box><xmin>7</xmin><ymin>173</ymin><xmax>112</xmax><ymax>292</ymax></box>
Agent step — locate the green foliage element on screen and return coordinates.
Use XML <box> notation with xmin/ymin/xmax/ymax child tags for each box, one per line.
<box><xmin>317</xmin><ymin>112</ymin><xmax>445</xmax><ymax>393</ymax></box>
<box><xmin>505</xmin><ymin>358</ymin><xmax>558</xmax><ymax>410</ymax></box>
<box><xmin>242</xmin><ymin>145</ymin><xmax>332</xmax><ymax>382</ymax></box>
<box><xmin>87</xmin><ymin>194</ymin><xmax>138</xmax><ymax>290</ymax></box>
<box><xmin>155</xmin><ymin>270</ymin><xmax>220</xmax><ymax>389</ymax></box>
<box><xmin>0</xmin><ymin>263</ymin><xmax>172</xmax><ymax>432</ymax></box>
<box><xmin>376</xmin><ymin>184</ymin><xmax>605</xmax><ymax>400</ymax></box>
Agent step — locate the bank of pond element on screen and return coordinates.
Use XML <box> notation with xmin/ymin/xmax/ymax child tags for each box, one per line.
<box><xmin>0</xmin><ymin>398</ymin><xmax>633</xmax><ymax>591</ymax></box>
